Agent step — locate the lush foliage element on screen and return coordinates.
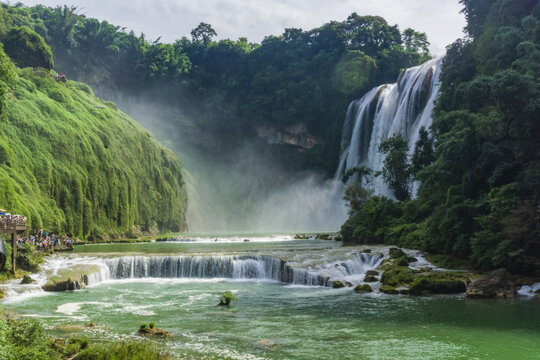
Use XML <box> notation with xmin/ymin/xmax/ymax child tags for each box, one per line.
<box><xmin>0</xmin><ymin>316</ymin><xmax>172</xmax><ymax>360</ymax></box>
<box><xmin>0</xmin><ymin>317</ymin><xmax>59</xmax><ymax>360</ymax></box>
<box><xmin>75</xmin><ymin>341</ymin><xmax>173</xmax><ymax>360</ymax></box>
<box><xmin>0</xmin><ymin>64</ymin><xmax>187</xmax><ymax>239</ymax></box>
<box><xmin>0</xmin><ymin>4</ymin><xmax>430</xmax><ymax>174</ymax></box>
<box><xmin>1</xmin><ymin>26</ymin><xmax>53</xmax><ymax>70</ymax></box>
<box><xmin>341</xmin><ymin>0</ymin><xmax>540</xmax><ymax>276</ymax></box>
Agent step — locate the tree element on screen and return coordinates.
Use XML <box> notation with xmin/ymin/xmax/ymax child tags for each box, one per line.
<box><xmin>191</xmin><ymin>22</ymin><xmax>217</xmax><ymax>45</ymax></box>
<box><xmin>378</xmin><ymin>135</ymin><xmax>413</xmax><ymax>201</ymax></box>
<box><xmin>2</xmin><ymin>26</ymin><xmax>54</xmax><ymax>69</ymax></box>
<box><xmin>402</xmin><ymin>28</ymin><xmax>430</xmax><ymax>61</ymax></box>
<box><xmin>411</xmin><ymin>126</ymin><xmax>435</xmax><ymax>175</ymax></box>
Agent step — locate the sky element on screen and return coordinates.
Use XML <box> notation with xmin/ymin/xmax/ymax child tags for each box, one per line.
<box><xmin>16</xmin><ymin>0</ymin><xmax>466</xmax><ymax>56</ymax></box>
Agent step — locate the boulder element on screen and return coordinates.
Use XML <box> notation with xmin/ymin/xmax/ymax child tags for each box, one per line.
<box><xmin>409</xmin><ymin>275</ymin><xmax>467</xmax><ymax>295</ymax></box>
<box><xmin>332</xmin><ymin>280</ymin><xmax>345</xmax><ymax>289</ymax></box>
<box><xmin>396</xmin><ymin>256</ymin><xmax>409</xmax><ymax>267</ymax></box>
<box><xmin>466</xmin><ymin>269</ymin><xmax>516</xmax><ymax>298</ymax></box>
<box><xmin>362</xmin><ymin>249</ymin><xmax>372</xmax><ymax>253</ymax></box>
<box><xmin>381</xmin><ymin>267</ymin><xmax>414</xmax><ymax>287</ymax></box>
<box><xmin>21</xmin><ymin>275</ymin><xmax>35</xmax><ymax>284</ymax></box>
<box><xmin>42</xmin><ymin>277</ymin><xmax>85</xmax><ymax>292</ymax></box>
<box><xmin>366</xmin><ymin>270</ymin><xmax>379</xmax><ymax>276</ymax></box>
<box><xmin>389</xmin><ymin>247</ymin><xmax>406</xmax><ymax>259</ymax></box>
<box><xmin>354</xmin><ymin>284</ymin><xmax>373</xmax><ymax>293</ymax></box>
<box><xmin>363</xmin><ymin>274</ymin><xmax>378</xmax><ymax>283</ymax></box>
<box><xmin>138</xmin><ymin>324</ymin><xmax>171</xmax><ymax>337</ymax></box>
<box><xmin>379</xmin><ymin>285</ymin><xmax>399</xmax><ymax>294</ymax></box>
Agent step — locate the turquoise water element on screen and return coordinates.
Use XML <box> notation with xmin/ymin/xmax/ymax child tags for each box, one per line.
<box><xmin>3</xmin><ymin>239</ymin><xmax>540</xmax><ymax>359</ymax></box>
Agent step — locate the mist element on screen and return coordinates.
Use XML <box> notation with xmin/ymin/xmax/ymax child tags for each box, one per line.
<box><xmin>101</xmin><ymin>89</ymin><xmax>347</xmax><ymax>234</ymax></box>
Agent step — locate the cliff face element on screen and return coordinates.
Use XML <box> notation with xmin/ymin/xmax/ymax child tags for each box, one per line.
<box><xmin>0</xmin><ymin>68</ymin><xmax>187</xmax><ymax>239</ymax></box>
<box><xmin>256</xmin><ymin>123</ymin><xmax>321</xmax><ymax>152</ymax></box>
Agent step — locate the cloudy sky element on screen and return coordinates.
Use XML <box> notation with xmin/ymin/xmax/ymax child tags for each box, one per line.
<box><xmin>17</xmin><ymin>0</ymin><xmax>465</xmax><ymax>55</ymax></box>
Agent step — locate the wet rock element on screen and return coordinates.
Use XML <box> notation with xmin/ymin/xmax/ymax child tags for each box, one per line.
<box><xmin>407</xmin><ymin>256</ymin><xmax>418</xmax><ymax>263</ymax></box>
<box><xmin>409</xmin><ymin>272</ymin><xmax>469</xmax><ymax>295</ymax></box>
<box><xmin>396</xmin><ymin>256</ymin><xmax>409</xmax><ymax>267</ymax></box>
<box><xmin>332</xmin><ymin>281</ymin><xmax>345</xmax><ymax>289</ymax></box>
<box><xmin>389</xmin><ymin>247</ymin><xmax>407</xmax><ymax>259</ymax></box>
<box><xmin>21</xmin><ymin>275</ymin><xmax>35</xmax><ymax>284</ymax></box>
<box><xmin>363</xmin><ymin>274</ymin><xmax>378</xmax><ymax>283</ymax></box>
<box><xmin>366</xmin><ymin>270</ymin><xmax>379</xmax><ymax>276</ymax></box>
<box><xmin>362</xmin><ymin>249</ymin><xmax>372</xmax><ymax>253</ymax></box>
<box><xmin>379</xmin><ymin>285</ymin><xmax>399</xmax><ymax>294</ymax></box>
<box><xmin>381</xmin><ymin>267</ymin><xmax>414</xmax><ymax>287</ymax></box>
<box><xmin>466</xmin><ymin>269</ymin><xmax>516</xmax><ymax>298</ymax></box>
<box><xmin>354</xmin><ymin>284</ymin><xmax>373</xmax><ymax>293</ymax></box>
<box><xmin>42</xmin><ymin>277</ymin><xmax>85</xmax><ymax>292</ymax></box>
<box><xmin>85</xmin><ymin>322</ymin><xmax>98</xmax><ymax>328</ymax></box>
<box><xmin>138</xmin><ymin>324</ymin><xmax>171</xmax><ymax>337</ymax></box>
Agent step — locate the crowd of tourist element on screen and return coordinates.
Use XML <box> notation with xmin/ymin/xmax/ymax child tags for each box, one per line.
<box><xmin>0</xmin><ymin>212</ymin><xmax>27</xmax><ymax>226</ymax></box>
<box><xmin>16</xmin><ymin>231</ymin><xmax>74</xmax><ymax>250</ymax></box>
<box><xmin>1</xmin><ymin>211</ymin><xmax>74</xmax><ymax>251</ymax></box>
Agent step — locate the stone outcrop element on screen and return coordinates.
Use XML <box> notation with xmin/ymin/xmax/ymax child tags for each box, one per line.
<box><xmin>42</xmin><ymin>274</ymin><xmax>88</xmax><ymax>292</ymax></box>
<box><xmin>466</xmin><ymin>269</ymin><xmax>516</xmax><ymax>298</ymax></box>
<box><xmin>354</xmin><ymin>284</ymin><xmax>373</xmax><ymax>293</ymax></box>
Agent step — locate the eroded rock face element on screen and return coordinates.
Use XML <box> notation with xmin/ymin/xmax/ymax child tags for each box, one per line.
<box><xmin>466</xmin><ymin>269</ymin><xmax>516</xmax><ymax>298</ymax></box>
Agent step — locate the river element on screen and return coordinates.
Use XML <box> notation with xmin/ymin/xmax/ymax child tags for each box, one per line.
<box><xmin>2</xmin><ymin>235</ymin><xmax>539</xmax><ymax>359</ymax></box>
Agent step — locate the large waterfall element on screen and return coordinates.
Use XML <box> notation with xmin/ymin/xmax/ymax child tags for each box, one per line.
<box><xmin>336</xmin><ymin>57</ymin><xmax>443</xmax><ymax>197</ymax></box>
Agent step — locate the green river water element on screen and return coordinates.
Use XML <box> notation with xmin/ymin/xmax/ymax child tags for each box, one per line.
<box><xmin>2</xmin><ymin>236</ymin><xmax>539</xmax><ymax>359</ymax></box>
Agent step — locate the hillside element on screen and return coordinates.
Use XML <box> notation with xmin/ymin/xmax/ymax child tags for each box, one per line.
<box><xmin>0</xmin><ymin>65</ymin><xmax>187</xmax><ymax>239</ymax></box>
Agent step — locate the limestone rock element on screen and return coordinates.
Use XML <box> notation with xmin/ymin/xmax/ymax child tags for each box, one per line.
<box><xmin>379</xmin><ymin>285</ymin><xmax>399</xmax><ymax>294</ymax></box>
<box><xmin>21</xmin><ymin>275</ymin><xmax>35</xmax><ymax>284</ymax></box>
<box><xmin>466</xmin><ymin>269</ymin><xmax>516</xmax><ymax>298</ymax></box>
<box><xmin>363</xmin><ymin>274</ymin><xmax>378</xmax><ymax>283</ymax></box>
<box><xmin>354</xmin><ymin>284</ymin><xmax>373</xmax><ymax>293</ymax></box>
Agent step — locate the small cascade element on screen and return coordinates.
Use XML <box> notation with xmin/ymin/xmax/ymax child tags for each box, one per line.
<box><xmin>96</xmin><ymin>252</ymin><xmax>385</xmax><ymax>287</ymax></box>
<box><xmin>336</xmin><ymin>57</ymin><xmax>443</xmax><ymax>197</ymax></box>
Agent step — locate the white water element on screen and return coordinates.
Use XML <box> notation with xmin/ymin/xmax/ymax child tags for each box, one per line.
<box><xmin>0</xmin><ymin>251</ymin><xmax>385</xmax><ymax>302</ymax></box>
<box><xmin>336</xmin><ymin>57</ymin><xmax>443</xmax><ymax>198</ymax></box>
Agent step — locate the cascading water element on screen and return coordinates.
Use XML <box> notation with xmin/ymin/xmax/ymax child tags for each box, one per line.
<box><xmin>99</xmin><ymin>253</ymin><xmax>384</xmax><ymax>287</ymax></box>
<box><xmin>336</xmin><ymin>57</ymin><xmax>443</xmax><ymax>197</ymax></box>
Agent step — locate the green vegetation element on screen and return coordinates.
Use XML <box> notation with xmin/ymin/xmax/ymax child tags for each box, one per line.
<box><xmin>0</xmin><ymin>315</ymin><xmax>171</xmax><ymax>360</ymax></box>
<box><xmin>218</xmin><ymin>290</ymin><xmax>238</xmax><ymax>306</ymax></box>
<box><xmin>1</xmin><ymin>26</ymin><xmax>53</xmax><ymax>69</ymax></box>
<box><xmin>0</xmin><ymin>60</ymin><xmax>187</xmax><ymax>239</ymax></box>
<box><xmin>0</xmin><ymin>4</ymin><xmax>430</xmax><ymax>174</ymax></box>
<box><xmin>341</xmin><ymin>0</ymin><xmax>540</xmax><ymax>277</ymax></box>
<box><xmin>0</xmin><ymin>317</ymin><xmax>60</xmax><ymax>360</ymax></box>
<box><xmin>75</xmin><ymin>341</ymin><xmax>172</xmax><ymax>360</ymax></box>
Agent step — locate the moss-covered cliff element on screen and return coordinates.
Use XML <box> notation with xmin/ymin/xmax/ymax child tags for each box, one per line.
<box><xmin>0</xmin><ymin>67</ymin><xmax>187</xmax><ymax>239</ymax></box>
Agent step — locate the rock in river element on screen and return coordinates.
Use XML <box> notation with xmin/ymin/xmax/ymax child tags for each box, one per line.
<box><xmin>466</xmin><ymin>269</ymin><xmax>516</xmax><ymax>298</ymax></box>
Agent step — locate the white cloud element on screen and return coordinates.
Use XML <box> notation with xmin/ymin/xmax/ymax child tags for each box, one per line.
<box><xmin>17</xmin><ymin>0</ymin><xmax>465</xmax><ymax>55</ymax></box>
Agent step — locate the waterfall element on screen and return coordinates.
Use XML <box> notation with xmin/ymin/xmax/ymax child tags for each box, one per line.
<box><xmin>336</xmin><ymin>57</ymin><xmax>443</xmax><ymax>197</ymax></box>
<box><xmin>94</xmin><ymin>252</ymin><xmax>384</xmax><ymax>287</ymax></box>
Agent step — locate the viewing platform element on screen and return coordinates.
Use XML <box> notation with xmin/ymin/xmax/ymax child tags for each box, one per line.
<box><xmin>0</xmin><ymin>218</ymin><xmax>28</xmax><ymax>233</ymax></box>
<box><xmin>0</xmin><ymin>212</ymin><xmax>27</xmax><ymax>273</ymax></box>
